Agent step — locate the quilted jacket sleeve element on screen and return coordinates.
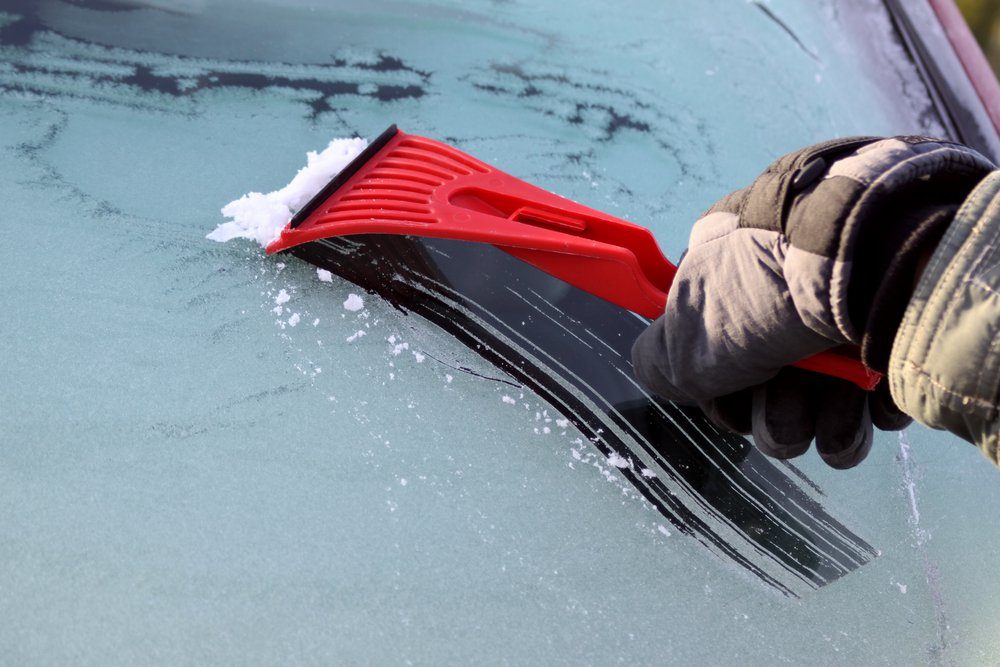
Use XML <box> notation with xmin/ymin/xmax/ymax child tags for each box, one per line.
<box><xmin>890</xmin><ymin>170</ymin><xmax>1000</xmax><ymax>461</ymax></box>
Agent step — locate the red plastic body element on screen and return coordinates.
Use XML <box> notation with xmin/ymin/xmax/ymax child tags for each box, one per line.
<box><xmin>267</xmin><ymin>127</ymin><xmax>881</xmax><ymax>391</ymax></box>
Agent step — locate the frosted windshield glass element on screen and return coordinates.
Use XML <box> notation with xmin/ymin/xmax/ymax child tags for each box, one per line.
<box><xmin>1</xmin><ymin>0</ymin><xmax>998</xmax><ymax>663</ymax></box>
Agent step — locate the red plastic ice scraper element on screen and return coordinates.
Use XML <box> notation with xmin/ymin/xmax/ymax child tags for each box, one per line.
<box><xmin>267</xmin><ymin>125</ymin><xmax>881</xmax><ymax>391</ymax></box>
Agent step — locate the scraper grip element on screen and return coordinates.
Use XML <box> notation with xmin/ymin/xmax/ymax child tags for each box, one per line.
<box><xmin>268</xmin><ymin>125</ymin><xmax>881</xmax><ymax>391</ymax></box>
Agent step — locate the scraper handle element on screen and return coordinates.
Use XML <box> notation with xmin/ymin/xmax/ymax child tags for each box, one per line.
<box><xmin>791</xmin><ymin>348</ymin><xmax>880</xmax><ymax>390</ymax></box>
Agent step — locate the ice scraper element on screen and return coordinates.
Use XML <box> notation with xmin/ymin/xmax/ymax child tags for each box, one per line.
<box><xmin>266</xmin><ymin>125</ymin><xmax>881</xmax><ymax>390</ymax></box>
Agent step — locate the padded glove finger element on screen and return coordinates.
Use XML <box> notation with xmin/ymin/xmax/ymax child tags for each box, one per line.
<box><xmin>750</xmin><ymin>369</ymin><xmax>816</xmax><ymax>460</ymax></box>
<box><xmin>814</xmin><ymin>378</ymin><xmax>873</xmax><ymax>469</ymax></box>
<box><xmin>868</xmin><ymin>381</ymin><xmax>913</xmax><ymax>431</ymax></box>
<box><xmin>699</xmin><ymin>388</ymin><xmax>753</xmax><ymax>435</ymax></box>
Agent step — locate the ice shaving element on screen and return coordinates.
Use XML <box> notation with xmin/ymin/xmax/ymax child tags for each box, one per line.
<box><xmin>208</xmin><ymin>136</ymin><xmax>367</xmax><ymax>247</ymax></box>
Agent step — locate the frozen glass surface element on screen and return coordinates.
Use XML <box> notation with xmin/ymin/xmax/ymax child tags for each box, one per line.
<box><xmin>1</xmin><ymin>0</ymin><xmax>999</xmax><ymax>664</ymax></box>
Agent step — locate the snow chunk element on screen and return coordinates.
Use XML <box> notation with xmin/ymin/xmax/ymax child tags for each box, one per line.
<box><xmin>343</xmin><ymin>293</ymin><xmax>364</xmax><ymax>312</ymax></box>
<box><xmin>287</xmin><ymin>313</ymin><xmax>300</xmax><ymax>327</ymax></box>
<box><xmin>274</xmin><ymin>289</ymin><xmax>290</xmax><ymax>305</ymax></box>
<box><xmin>606</xmin><ymin>452</ymin><xmax>631</xmax><ymax>469</ymax></box>
<box><xmin>501</xmin><ymin>395</ymin><xmax>516</xmax><ymax>405</ymax></box>
<box><xmin>556</xmin><ymin>418</ymin><xmax>569</xmax><ymax>429</ymax></box>
<box><xmin>346</xmin><ymin>330</ymin><xmax>366</xmax><ymax>343</ymax></box>
<box><xmin>208</xmin><ymin>136</ymin><xmax>368</xmax><ymax>246</ymax></box>
<box><xmin>316</xmin><ymin>268</ymin><xmax>333</xmax><ymax>282</ymax></box>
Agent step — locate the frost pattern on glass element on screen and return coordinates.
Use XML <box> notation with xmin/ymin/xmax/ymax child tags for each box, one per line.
<box><xmin>0</xmin><ymin>1</ymin><xmax>995</xmax><ymax>665</ymax></box>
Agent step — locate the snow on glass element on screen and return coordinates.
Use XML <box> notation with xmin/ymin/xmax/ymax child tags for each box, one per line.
<box><xmin>207</xmin><ymin>137</ymin><xmax>368</xmax><ymax>247</ymax></box>
<box><xmin>343</xmin><ymin>294</ymin><xmax>364</xmax><ymax>312</ymax></box>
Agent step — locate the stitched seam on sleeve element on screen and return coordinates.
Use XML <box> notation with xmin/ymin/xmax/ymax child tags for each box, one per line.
<box><xmin>965</xmin><ymin>192</ymin><xmax>1000</xmax><ymax>400</ymax></box>
<box><xmin>916</xmin><ymin>196</ymin><xmax>997</xmax><ymax>374</ymax></box>
<box><xmin>975</xmin><ymin>315</ymin><xmax>1000</xmax><ymax>414</ymax></box>
<box><xmin>903</xmin><ymin>359</ymin><xmax>999</xmax><ymax>410</ymax></box>
<box><xmin>964</xmin><ymin>192</ymin><xmax>1000</xmax><ymax>279</ymax></box>
<box><xmin>890</xmin><ymin>173</ymin><xmax>1000</xmax><ymax>410</ymax></box>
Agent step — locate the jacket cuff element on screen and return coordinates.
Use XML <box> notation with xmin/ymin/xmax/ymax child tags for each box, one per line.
<box><xmin>782</xmin><ymin>137</ymin><xmax>993</xmax><ymax>343</ymax></box>
<box><xmin>856</xmin><ymin>205</ymin><xmax>956</xmax><ymax>372</ymax></box>
<box><xmin>889</xmin><ymin>171</ymin><xmax>1000</xmax><ymax>460</ymax></box>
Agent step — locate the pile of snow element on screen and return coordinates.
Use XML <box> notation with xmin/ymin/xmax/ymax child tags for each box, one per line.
<box><xmin>207</xmin><ymin>136</ymin><xmax>368</xmax><ymax>247</ymax></box>
<box><xmin>343</xmin><ymin>293</ymin><xmax>364</xmax><ymax>312</ymax></box>
<box><xmin>606</xmin><ymin>452</ymin><xmax>632</xmax><ymax>469</ymax></box>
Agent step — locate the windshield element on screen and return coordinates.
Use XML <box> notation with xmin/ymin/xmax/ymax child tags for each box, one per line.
<box><xmin>1</xmin><ymin>0</ymin><xmax>998</xmax><ymax>664</ymax></box>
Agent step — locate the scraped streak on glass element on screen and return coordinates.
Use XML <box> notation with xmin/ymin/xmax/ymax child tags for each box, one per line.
<box><xmin>292</xmin><ymin>234</ymin><xmax>878</xmax><ymax>598</ymax></box>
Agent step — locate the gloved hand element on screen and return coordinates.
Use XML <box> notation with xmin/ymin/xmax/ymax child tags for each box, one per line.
<box><xmin>632</xmin><ymin>136</ymin><xmax>994</xmax><ymax>468</ymax></box>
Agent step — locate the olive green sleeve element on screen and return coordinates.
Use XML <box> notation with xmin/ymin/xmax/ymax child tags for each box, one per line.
<box><xmin>889</xmin><ymin>171</ymin><xmax>1000</xmax><ymax>462</ymax></box>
